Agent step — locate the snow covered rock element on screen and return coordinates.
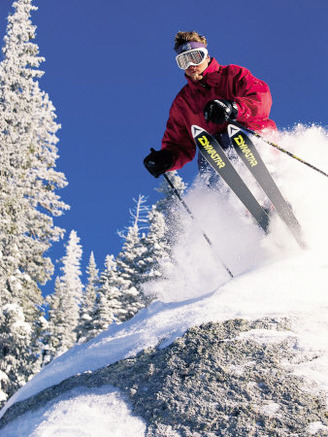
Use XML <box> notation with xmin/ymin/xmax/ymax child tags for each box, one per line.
<box><xmin>1</xmin><ymin>317</ymin><xmax>327</xmax><ymax>436</ymax></box>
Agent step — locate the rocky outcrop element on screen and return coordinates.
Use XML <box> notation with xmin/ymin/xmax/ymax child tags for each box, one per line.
<box><xmin>1</xmin><ymin>317</ymin><xmax>327</xmax><ymax>436</ymax></box>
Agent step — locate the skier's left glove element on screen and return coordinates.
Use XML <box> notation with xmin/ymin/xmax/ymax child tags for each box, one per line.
<box><xmin>143</xmin><ymin>148</ymin><xmax>174</xmax><ymax>178</ymax></box>
<box><xmin>204</xmin><ymin>99</ymin><xmax>238</xmax><ymax>124</ymax></box>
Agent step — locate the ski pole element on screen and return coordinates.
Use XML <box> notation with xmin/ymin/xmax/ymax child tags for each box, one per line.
<box><xmin>230</xmin><ymin>120</ymin><xmax>328</xmax><ymax>179</ymax></box>
<box><xmin>163</xmin><ymin>172</ymin><xmax>234</xmax><ymax>278</ymax></box>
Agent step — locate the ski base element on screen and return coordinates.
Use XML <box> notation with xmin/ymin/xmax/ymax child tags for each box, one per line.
<box><xmin>228</xmin><ymin>124</ymin><xmax>304</xmax><ymax>248</ymax></box>
<box><xmin>192</xmin><ymin>125</ymin><xmax>270</xmax><ymax>233</ymax></box>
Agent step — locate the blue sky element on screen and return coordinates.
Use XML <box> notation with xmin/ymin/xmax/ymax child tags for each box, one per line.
<box><xmin>0</xmin><ymin>0</ymin><xmax>326</xmax><ymax>288</ymax></box>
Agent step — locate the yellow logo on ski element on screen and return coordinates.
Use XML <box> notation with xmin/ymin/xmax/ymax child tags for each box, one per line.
<box><xmin>233</xmin><ymin>134</ymin><xmax>258</xmax><ymax>167</ymax></box>
<box><xmin>197</xmin><ymin>135</ymin><xmax>226</xmax><ymax>169</ymax></box>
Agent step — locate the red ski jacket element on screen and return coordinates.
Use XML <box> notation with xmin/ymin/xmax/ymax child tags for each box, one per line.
<box><xmin>161</xmin><ymin>58</ymin><xmax>277</xmax><ymax>171</ymax></box>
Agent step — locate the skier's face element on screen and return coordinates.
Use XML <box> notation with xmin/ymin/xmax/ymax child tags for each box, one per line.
<box><xmin>184</xmin><ymin>55</ymin><xmax>210</xmax><ymax>81</ymax></box>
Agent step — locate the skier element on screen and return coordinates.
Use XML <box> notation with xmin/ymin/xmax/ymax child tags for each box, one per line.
<box><xmin>144</xmin><ymin>30</ymin><xmax>277</xmax><ymax>178</ymax></box>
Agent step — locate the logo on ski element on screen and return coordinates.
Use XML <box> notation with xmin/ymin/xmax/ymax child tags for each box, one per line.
<box><xmin>231</xmin><ymin>132</ymin><xmax>258</xmax><ymax>167</ymax></box>
<box><xmin>198</xmin><ymin>135</ymin><xmax>226</xmax><ymax>169</ymax></box>
<box><xmin>192</xmin><ymin>127</ymin><xmax>226</xmax><ymax>169</ymax></box>
<box><xmin>191</xmin><ymin>125</ymin><xmax>270</xmax><ymax>234</ymax></box>
<box><xmin>227</xmin><ymin>123</ymin><xmax>305</xmax><ymax>248</ymax></box>
<box><xmin>191</xmin><ymin>125</ymin><xmax>203</xmax><ymax>137</ymax></box>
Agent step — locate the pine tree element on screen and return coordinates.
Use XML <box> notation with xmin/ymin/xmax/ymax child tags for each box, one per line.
<box><xmin>155</xmin><ymin>171</ymin><xmax>187</xmax><ymax>213</ymax></box>
<box><xmin>46</xmin><ymin>231</ymin><xmax>83</xmax><ymax>359</ymax></box>
<box><xmin>155</xmin><ymin>171</ymin><xmax>187</xmax><ymax>245</ymax></box>
<box><xmin>118</xmin><ymin>195</ymin><xmax>149</xmax><ymax>239</ymax></box>
<box><xmin>0</xmin><ymin>0</ymin><xmax>68</xmax><ymax>404</ymax></box>
<box><xmin>76</xmin><ymin>252</ymin><xmax>99</xmax><ymax>343</ymax></box>
<box><xmin>0</xmin><ymin>0</ymin><xmax>68</xmax><ymax>294</ymax></box>
<box><xmin>92</xmin><ymin>254</ymin><xmax>125</xmax><ymax>334</ymax></box>
<box><xmin>44</xmin><ymin>277</ymin><xmax>68</xmax><ymax>362</ymax></box>
<box><xmin>130</xmin><ymin>172</ymin><xmax>188</xmax><ymax>303</ymax></box>
<box><xmin>0</xmin><ymin>303</ymin><xmax>34</xmax><ymax>405</ymax></box>
<box><xmin>140</xmin><ymin>205</ymin><xmax>170</xmax><ymax>282</ymax></box>
<box><xmin>115</xmin><ymin>225</ymin><xmax>147</xmax><ymax>322</ymax></box>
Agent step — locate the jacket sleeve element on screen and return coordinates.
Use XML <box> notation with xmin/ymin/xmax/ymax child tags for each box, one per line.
<box><xmin>161</xmin><ymin>96</ymin><xmax>196</xmax><ymax>171</ymax></box>
<box><xmin>230</xmin><ymin>65</ymin><xmax>273</xmax><ymax>125</ymax></box>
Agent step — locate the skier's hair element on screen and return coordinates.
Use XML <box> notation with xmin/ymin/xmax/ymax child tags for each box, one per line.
<box><xmin>174</xmin><ymin>31</ymin><xmax>207</xmax><ymax>51</ymax></box>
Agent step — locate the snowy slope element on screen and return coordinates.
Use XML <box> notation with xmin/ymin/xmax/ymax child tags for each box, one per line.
<box><xmin>1</xmin><ymin>125</ymin><xmax>328</xmax><ymax>436</ymax></box>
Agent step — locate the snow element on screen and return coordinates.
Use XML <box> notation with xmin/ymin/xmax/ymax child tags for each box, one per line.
<box><xmin>307</xmin><ymin>421</ymin><xmax>328</xmax><ymax>435</ymax></box>
<box><xmin>1</xmin><ymin>125</ymin><xmax>328</xmax><ymax>436</ymax></box>
<box><xmin>259</xmin><ymin>401</ymin><xmax>281</xmax><ymax>418</ymax></box>
<box><xmin>1</xmin><ymin>386</ymin><xmax>146</xmax><ymax>437</ymax></box>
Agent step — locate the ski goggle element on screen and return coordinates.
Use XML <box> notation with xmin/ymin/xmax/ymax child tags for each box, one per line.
<box><xmin>175</xmin><ymin>48</ymin><xmax>208</xmax><ymax>70</ymax></box>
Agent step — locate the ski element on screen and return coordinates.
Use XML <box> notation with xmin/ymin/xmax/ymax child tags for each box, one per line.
<box><xmin>191</xmin><ymin>125</ymin><xmax>270</xmax><ymax>233</ymax></box>
<box><xmin>227</xmin><ymin>124</ymin><xmax>304</xmax><ymax>248</ymax></box>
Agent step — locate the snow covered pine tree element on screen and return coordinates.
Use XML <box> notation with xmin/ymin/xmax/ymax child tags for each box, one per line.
<box><xmin>0</xmin><ymin>0</ymin><xmax>68</xmax><ymax>405</ymax></box>
<box><xmin>91</xmin><ymin>254</ymin><xmax>124</xmax><ymax>335</ymax></box>
<box><xmin>46</xmin><ymin>231</ymin><xmax>83</xmax><ymax>360</ymax></box>
<box><xmin>76</xmin><ymin>252</ymin><xmax>99</xmax><ymax>343</ymax></box>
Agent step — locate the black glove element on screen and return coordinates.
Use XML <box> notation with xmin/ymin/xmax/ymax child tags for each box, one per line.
<box><xmin>143</xmin><ymin>148</ymin><xmax>174</xmax><ymax>178</ymax></box>
<box><xmin>204</xmin><ymin>99</ymin><xmax>238</xmax><ymax>124</ymax></box>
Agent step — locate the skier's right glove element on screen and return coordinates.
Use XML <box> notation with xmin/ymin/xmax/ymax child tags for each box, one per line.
<box><xmin>143</xmin><ymin>148</ymin><xmax>174</xmax><ymax>178</ymax></box>
<box><xmin>204</xmin><ymin>99</ymin><xmax>238</xmax><ymax>124</ymax></box>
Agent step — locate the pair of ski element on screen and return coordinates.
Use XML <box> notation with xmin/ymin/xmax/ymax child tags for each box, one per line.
<box><xmin>192</xmin><ymin>124</ymin><xmax>305</xmax><ymax>249</ymax></box>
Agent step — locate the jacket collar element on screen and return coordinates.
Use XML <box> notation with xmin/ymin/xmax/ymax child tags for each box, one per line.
<box><xmin>203</xmin><ymin>57</ymin><xmax>220</xmax><ymax>76</ymax></box>
<box><xmin>185</xmin><ymin>57</ymin><xmax>220</xmax><ymax>86</ymax></box>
